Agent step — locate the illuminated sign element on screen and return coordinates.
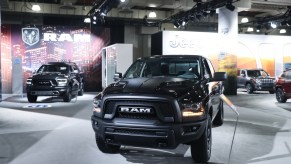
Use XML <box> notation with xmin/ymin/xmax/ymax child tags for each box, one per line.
<box><xmin>169</xmin><ymin>35</ymin><xmax>195</xmax><ymax>48</ymax></box>
<box><xmin>22</xmin><ymin>28</ymin><xmax>40</xmax><ymax>46</ymax></box>
<box><xmin>43</xmin><ymin>33</ymin><xmax>91</xmax><ymax>42</ymax></box>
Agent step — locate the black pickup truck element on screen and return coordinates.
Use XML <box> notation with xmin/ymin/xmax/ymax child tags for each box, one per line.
<box><xmin>91</xmin><ymin>55</ymin><xmax>226</xmax><ymax>162</ymax></box>
<box><xmin>26</xmin><ymin>62</ymin><xmax>84</xmax><ymax>102</ymax></box>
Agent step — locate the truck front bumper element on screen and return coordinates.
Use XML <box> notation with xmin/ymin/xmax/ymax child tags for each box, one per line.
<box><xmin>91</xmin><ymin>115</ymin><xmax>207</xmax><ymax>149</ymax></box>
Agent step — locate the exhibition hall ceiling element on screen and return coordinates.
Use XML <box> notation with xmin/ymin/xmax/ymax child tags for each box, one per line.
<box><xmin>1</xmin><ymin>0</ymin><xmax>291</xmax><ymax>32</ymax></box>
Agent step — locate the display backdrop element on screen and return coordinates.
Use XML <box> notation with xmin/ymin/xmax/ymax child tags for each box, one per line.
<box><xmin>1</xmin><ymin>25</ymin><xmax>110</xmax><ymax>94</ymax></box>
<box><xmin>161</xmin><ymin>31</ymin><xmax>291</xmax><ymax>77</ymax></box>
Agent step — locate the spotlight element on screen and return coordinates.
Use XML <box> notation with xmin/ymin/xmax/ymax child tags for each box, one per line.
<box><xmin>247</xmin><ymin>27</ymin><xmax>254</xmax><ymax>32</ymax></box>
<box><xmin>281</xmin><ymin>20</ymin><xmax>287</xmax><ymax>26</ymax></box>
<box><xmin>256</xmin><ymin>25</ymin><xmax>261</xmax><ymax>32</ymax></box>
<box><xmin>270</xmin><ymin>22</ymin><xmax>277</xmax><ymax>29</ymax></box>
<box><xmin>120</xmin><ymin>0</ymin><xmax>125</xmax><ymax>2</ymax></box>
<box><xmin>84</xmin><ymin>18</ymin><xmax>91</xmax><ymax>23</ymax></box>
<box><xmin>210</xmin><ymin>9</ymin><xmax>216</xmax><ymax>17</ymax></box>
<box><xmin>225</xmin><ymin>3</ymin><xmax>235</xmax><ymax>11</ymax></box>
<box><xmin>93</xmin><ymin>16</ymin><xmax>97</xmax><ymax>20</ymax></box>
<box><xmin>173</xmin><ymin>22</ymin><xmax>180</xmax><ymax>28</ymax></box>
<box><xmin>93</xmin><ymin>21</ymin><xmax>97</xmax><ymax>24</ymax></box>
<box><xmin>32</xmin><ymin>4</ymin><xmax>41</xmax><ymax>11</ymax></box>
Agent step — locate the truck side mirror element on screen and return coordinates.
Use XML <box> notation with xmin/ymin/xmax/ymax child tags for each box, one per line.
<box><xmin>114</xmin><ymin>72</ymin><xmax>122</xmax><ymax>82</ymax></box>
<box><xmin>211</xmin><ymin>72</ymin><xmax>227</xmax><ymax>82</ymax></box>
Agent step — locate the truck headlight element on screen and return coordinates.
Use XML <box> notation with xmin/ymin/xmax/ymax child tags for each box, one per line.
<box><xmin>56</xmin><ymin>78</ymin><xmax>68</xmax><ymax>86</ymax></box>
<box><xmin>93</xmin><ymin>97</ymin><xmax>101</xmax><ymax>113</ymax></box>
<box><xmin>26</xmin><ymin>78</ymin><xmax>32</xmax><ymax>85</ymax></box>
<box><xmin>181</xmin><ymin>102</ymin><xmax>205</xmax><ymax>117</ymax></box>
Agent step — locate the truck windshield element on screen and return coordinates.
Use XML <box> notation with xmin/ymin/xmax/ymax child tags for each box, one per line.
<box><xmin>37</xmin><ymin>65</ymin><xmax>69</xmax><ymax>74</ymax></box>
<box><xmin>247</xmin><ymin>70</ymin><xmax>268</xmax><ymax>77</ymax></box>
<box><xmin>124</xmin><ymin>57</ymin><xmax>201</xmax><ymax>80</ymax></box>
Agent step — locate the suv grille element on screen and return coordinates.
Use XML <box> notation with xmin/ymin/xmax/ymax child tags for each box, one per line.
<box><xmin>260</xmin><ymin>78</ymin><xmax>273</xmax><ymax>84</ymax></box>
<box><xmin>33</xmin><ymin>80</ymin><xmax>53</xmax><ymax>86</ymax></box>
<box><xmin>103</xmin><ymin>100</ymin><xmax>175</xmax><ymax>120</ymax></box>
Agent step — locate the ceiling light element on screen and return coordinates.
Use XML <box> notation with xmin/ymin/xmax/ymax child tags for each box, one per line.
<box><xmin>84</xmin><ymin>18</ymin><xmax>91</xmax><ymax>23</ymax></box>
<box><xmin>100</xmin><ymin>12</ymin><xmax>107</xmax><ymax>16</ymax></box>
<box><xmin>149</xmin><ymin>11</ymin><xmax>157</xmax><ymax>18</ymax></box>
<box><xmin>280</xmin><ymin>29</ymin><xmax>286</xmax><ymax>34</ymax></box>
<box><xmin>173</xmin><ymin>22</ymin><xmax>180</xmax><ymax>28</ymax></box>
<box><xmin>120</xmin><ymin>0</ymin><xmax>125</xmax><ymax>2</ymax></box>
<box><xmin>247</xmin><ymin>27</ymin><xmax>254</xmax><ymax>32</ymax></box>
<box><xmin>32</xmin><ymin>4</ymin><xmax>41</xmax><ymax>11</ymax></box>
<box><xmin>241</xmin><ymin>17</ymin><xmax>249</xmax><ymax>23</ymax></box>
<box><xmin>270</xmin><ymin>22</ymin><xmax>277</xmax><ymax>29</ymax></box>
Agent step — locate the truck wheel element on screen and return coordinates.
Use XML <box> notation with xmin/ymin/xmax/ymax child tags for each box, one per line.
<box><xmin>276</xmin><ymin>88</ymin><xmax>287</xmax><ymax>103</ymax></box>
<box><xmin>96</xmin><ymin>136</ymin><xmax>120</xmax><ymax>153</ymax></box>
<box><xmin>191</xmin><ymin>114</ymin><xmax>212</xmax><ymax>163</ymax></box>
<box><xmin>63</xmin><ymin>86</ymin><xmax>72</xmax><ymax>102</ymax></box>
<box><xmin>213</xmin><ymin>101</ymin><xmax>224</xmax><ymax>126</ymax></box>
<box><xmin>78</xmin><ymin>84</ymin><xmax>84</xmax><ymax>96</ymax></box>
<box><xmin>27</xmin><ymin>93</ymin><xmax>37</xmax><ymax>103</ymax></box>
<box><xmin>246</xmin><ymin>83</ymin><xmax>253</xmax><ymax>94</ymax></box>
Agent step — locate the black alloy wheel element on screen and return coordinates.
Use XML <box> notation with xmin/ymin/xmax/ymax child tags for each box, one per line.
<box><xmin>63</xmin><ymin>85</ymin><xmax>72</xmax><ymax>102</ymax></box>
<box><xmin>191</xmin><ymin>113</ymin><xmax>212</xmax><ymax>163</ymax></box>
<box><xmin>276</xmin><ymin>88</ymin><xmax>287</xmax><ymax>103</ymax></box>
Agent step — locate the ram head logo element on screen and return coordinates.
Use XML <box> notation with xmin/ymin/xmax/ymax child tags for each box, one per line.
<box><xmin>22</xmin><ymin>28</ymin><xmax>40</xmax><ymax>46</ymax></box>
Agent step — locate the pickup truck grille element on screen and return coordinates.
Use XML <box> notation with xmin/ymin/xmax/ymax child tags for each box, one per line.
<box><xmin>103</xmin><ymin>100</ymin><xmax>175</xmax><ymax>120</ymax></box>
<box><xmin>33</xmin><ymin>79</ymin><xmax>54</xmax><ymax>86</ymax></box>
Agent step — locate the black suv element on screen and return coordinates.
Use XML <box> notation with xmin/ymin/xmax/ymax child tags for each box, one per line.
<box><xmin>237</xmin><ymin>69</ymin><xmax>275</xmax><ymax>94</ymax></box>
<box><xmin>91</xmin><ymin>55</ymin><xmax>226</xmax><ymax>162</ymax></box>
<box><xmin>26</xmin><ymin>62</ymin><xmax>84</xmax><ymax>102</ymax></box>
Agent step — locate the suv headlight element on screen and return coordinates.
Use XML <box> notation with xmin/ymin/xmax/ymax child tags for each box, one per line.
<box><xmin>255</xmin><ymin>79</ymin><xmax>261</xmax><ymax>85</ymax></box>
<box><xmin>93</xmin><ymin>97</ymin><xmax>102</xmax><ymax>114</ymax></box>
<box><xmin>26</xmin><ymin>78</ymin><xmax>32</xmax><ymax>85</ymax></box>
<box><xmin>56</xmin><ymin>78</ymin><xmax>68</xmax><ymax>86</ymax></box>
<box><xmin>181</xmin><ymin>102</ymin><xmax>205</xmax><ymax>117</ymax></box>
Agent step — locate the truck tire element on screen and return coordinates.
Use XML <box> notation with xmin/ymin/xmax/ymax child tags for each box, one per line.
<box><xmin>191</xmin><ymin>114</ymin><xmax>212</xmax><ymax>163</ymax></box>
<box><xmin>96</xmin><ymin>136</ymin><xmax>120</xmax><ymax>154</ymax></box>
<box><xmin>276</xmin><ymin>88</ymin><xmax>287</xmax><ymax>103</ymax></box>
<box><xmin>27</xmin><ymin>93</ymin><xmax>37</xmax><ymax>103</ymax></box>
<box><xmin>63</xmin><ymin>86</ymin><xmax>72</xmax><ymax>102</ymax></box>
<box><xmin>78</xmin><ymin>84</ymin><xmax>84</xmax><ymax>96</ymax></box>
<box><xmin>213</xmin><ymin>101</ymin><xmax>224</xmax><ymax>126</ymax></box>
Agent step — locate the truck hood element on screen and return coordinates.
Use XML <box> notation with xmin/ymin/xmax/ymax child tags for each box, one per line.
<box><xmin>32</xmin><ymin>72</ymin><xmax>67</xmax><ymax>80</ymax></box>
<box><xmin>103</xmin><ymin>77</ymin><xmax>203</xmax><ymax>98</ymax></box>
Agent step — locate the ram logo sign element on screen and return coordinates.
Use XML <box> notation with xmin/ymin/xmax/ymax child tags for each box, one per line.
<box><xmin>43</xmin><ymin>33</ymin><xmax>91</xmax><ymax>42</ymax></box>
<box><xmin>119</xmin><ymin>107</ymin><xmax>153</xmax><ymax>114</ymax></box>
<box><xmin>22</xmin><ymin>28</ymin><xmax>40</xmax><ymax>46</ymax></box>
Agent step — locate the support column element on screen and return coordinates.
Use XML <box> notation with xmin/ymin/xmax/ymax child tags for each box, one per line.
<box><xmin>217</xmin><ymin>7</ymin><xmax>238</xmax><ymax>95</ymax></box>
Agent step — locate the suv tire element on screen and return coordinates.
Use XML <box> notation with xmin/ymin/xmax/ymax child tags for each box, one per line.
<box><xmin>191</xmin><ymin>113</ymin><xmax>212</xmax><ymax>163</ymax></box>
<box><xmin>213</xmin><ymin>101</ymin><xmax>224</xmax><ymax>126</ymax></box>
<box><xmin>78</xmin><ymin>84</ymin><xmax>84</xmax><ymax>96</ymax></box>
<box><xmin>27</xmin><ymin>93</ymin><xmax>37</xmax><ymax>103</ymax></box>
<box><xmin>276</xmin><ymin>88</ymin><xmax>287</xmax><ymax>103</ymax></box>
<box><xmin>96</xmin><ymin>136</ymin><xmax>120</xmax><ymax>153</ymax></box>
<box><xmin>63</xmin><ymin>85</ymin><xmax>72</xmax><ymax>102</ymax></box>
<box><xmin>246</xmin><ymin>83</ymin><xmax>253</xmax><ymax>94</ymax></box>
